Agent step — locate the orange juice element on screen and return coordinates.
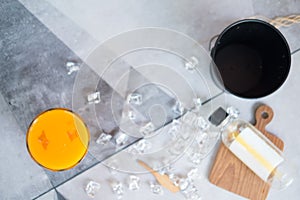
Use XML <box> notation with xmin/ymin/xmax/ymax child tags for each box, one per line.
<box><xmin>26</xmin><ymin>108</ymin><xmax>90</xmax><ymax>171</ymax></box>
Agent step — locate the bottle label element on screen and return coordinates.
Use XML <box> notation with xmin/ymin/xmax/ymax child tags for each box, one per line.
<box><xmin>229</xmin><ymin>127</ymin><xmax>284</xmax><ymax>181</ymax></box>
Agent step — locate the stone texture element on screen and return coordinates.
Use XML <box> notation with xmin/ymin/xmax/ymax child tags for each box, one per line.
<box><xmin>1</xmin><ymin>0</ymin><xmax>300</xmax><ymax>199</ymax></box>
<box><xmin>0</xmin><ymin>0</ymin><xmax>99</xmax><ymax>198</ymax></box>
<box><xmin>0</xmin><ymin>92</ymin><xmax>52</xmax><ymax>199</ymax></box>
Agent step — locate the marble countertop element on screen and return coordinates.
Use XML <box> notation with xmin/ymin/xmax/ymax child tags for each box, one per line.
<box><xmin>0</xmin><ymin>0</ymin><xmax>300</xmax><ymax>199</ymax></box>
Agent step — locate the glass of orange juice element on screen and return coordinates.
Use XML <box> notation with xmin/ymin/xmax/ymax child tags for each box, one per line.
<box><xmin>26</xmin><ymin>108</ymin><xmax>90</xmax><ymax>171</ymax></box>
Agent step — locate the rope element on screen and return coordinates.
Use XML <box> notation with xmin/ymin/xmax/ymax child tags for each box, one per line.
<box><xmin>248</xmin><ymin>14</ymin><xmax>300</xmax><ymax>28</ymax></box>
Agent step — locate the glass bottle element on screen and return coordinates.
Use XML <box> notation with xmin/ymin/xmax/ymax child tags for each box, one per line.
<box><xmin>209</xmin><ymin>107</ymin><xmax>294</xmax><ymax>190</ymax></box>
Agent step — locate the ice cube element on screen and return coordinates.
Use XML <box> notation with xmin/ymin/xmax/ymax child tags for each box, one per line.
<box><xmin>168</xmin><ymin>138</ymin><xmax>186</xmax><ymax>155</ymax></box>
<box><xmin>196</xmin><ymin>117</ymin><xmax>209</xmax><ymax>131</ymax></box>
<box><xmin>196</xmin><ymin>132</ymin><xmax>209</xmax><ymax>146</ymax></box>
<box><xmin>132</xmin><ymin>139</ymin><xmax>152</xmax><ymax>154</ymax></box>
<box><xmin>185</xmin><ymin>56</ymin><xmax>199</xmax><ymax>71</ymax></box>
<box><xmin>168</xmin><ymin>120</ymin><xmax>181</xmax><ymax>139</ymax></box>
<box><xmin>128</xmin><ymin>110</ymin><xmax>136</xmax><ymax>120</ymax></box>
<box><xmin>187</xmin><ymin>168</ymin><xmax>201</xmax><ymax>181</ymax></box>
<box><xmin>226</xmin><ymin>106</ymin><xmax>240</xmax><ymax>119</ymax></box>
<box><xmin>158</xmin><ymin>164</ymin><xmax>174</xmax><ymax>175</ymax></box>
<box><xmin>172</xmin><ymin>101</ymin><xmax>185</xmax><ymax>115</ymax></box>
<box><xmin>111</xmin><ymin>181</ymin><xmax>124</xmax><ymax>198</ymax></box>
<box><xmin>139</xmin><ymin>122</ymin><xmax>155</xmax><ymax>137</ymax></box>
<box><xmin>193</xmin><ymin>97</ymin><xmax>202</xmax><ymax>110</ymax></box>
<box><xmin>182</xmin><ymin>185</ymin><xmax>202</xmax><ymax>200</ymax></box>
<box><xmin>115</xmin><ymin>133</ymin><xmax>128</xmax><ymax>146</ymax></box>
<box><xmin>85</xmin><ymin>180</ymin><xmax>101</xmax><ymax>198</ymax></box>
<box><xmin>178</xmin><ymin>178</ymin><xmax>190</xmax><ymax>191</ymax></box>
<box><xmin>66</xmin><ymin>61</ymin><xmax>80</xmax><ymax>75</ymax></box>
<box><xmin>87</xmin><ymin>92</ymin><xmax>101</xmax><ymax>104</ymax></box>
<box><xmin>127</xmin><ymin>93</ymin><xmax>142</xmax><ymax>105</ymax></box>
<box><xmin>127</xmin><ymin>175</ymin><xmax>140</xmax><ymax>191</ymax></box>
<box><xmin>150</xmin><ymin>182</ymin><xmax>164</xmax><ymax>195</ymax></box>
<box><xmin>187</xmin><ymin>152</ymin><xmax>202</xmax><ymax>165</ymax></box>
<box><xmin>168</xmin><ymin>174</ymin><xmax>180</xmax><ymax>186</ymax></box>
<box><xmin>96</xmin><ymin>133</ymin><xmax>112</xmax><ymax>145</ymax></box>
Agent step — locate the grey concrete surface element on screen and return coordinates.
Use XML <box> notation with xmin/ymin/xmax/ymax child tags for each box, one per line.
<box><xmin>1</xmin><ymin>0</ymin><xmax>300</xmax><ymax>199</ymax></box>
<box><xmin>0</xmin><ymin>92</ymin><xmax>52</xmax><ymax>199</ymax></box>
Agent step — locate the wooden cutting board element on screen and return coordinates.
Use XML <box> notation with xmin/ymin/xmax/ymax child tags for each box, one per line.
<box><xmin>209</xmin><ymin>105</ymin><xmax>284</xmax><ymax>200</ymax></box>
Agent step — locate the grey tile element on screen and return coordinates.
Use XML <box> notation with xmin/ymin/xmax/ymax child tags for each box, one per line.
<box><xmin>0</xmin><ymin>0</ymin><xmax>100</xmax><ymax>196</ymax></box>
<box><xmin>0</xmin><ymin>0</ymin><xmax>79</xmax><ymax>131</ymax></box>
<box><xmin>19</xmin><ymin>0</ymin><xmax>99</xmax><ymax>59</ymax></box>
<box><xmin>0</xmin><ymin>92</ymin><xmax>52</xmax><ymax>199</ymax></box>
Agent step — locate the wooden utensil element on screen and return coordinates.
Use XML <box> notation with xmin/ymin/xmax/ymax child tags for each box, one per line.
<box><xmin>209</xmin><ymin>105</ymin><xmax>284</xmax><ymax>200</ymax></box>
<box><xmin>137</xmin><ymin>159</ymin><xmax>180</xmax><ymax>193</ymax></box>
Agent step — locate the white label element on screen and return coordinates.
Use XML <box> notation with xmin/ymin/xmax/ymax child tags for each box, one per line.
<box><xmin>229</xmin><ymin>127</ymin><xmax>284</xmax><ymax>181</ymax></box>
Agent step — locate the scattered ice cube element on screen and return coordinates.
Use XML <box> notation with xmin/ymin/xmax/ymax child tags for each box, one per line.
<box><xmin>196</xmin><ymin>116</ymin><xmax>210</xmax><ymax>131</ymax></box>
<box><xmin>122</xmin><ymin>106</ymin><xmax>137</xmax><ymax>121</ymax></box>
<box><xmin>168</xmin><ymin>138</ymin><xmax>186</xmax><ymax>155</ymax></box>
<box><xmin>127</xmin><ymin>110</ymin><xmax>136</xmax><ymax>120</ymax></box>
<box><xmin>111</xmin><ymin>181</ymin><xmax>124</xmax><ymax>198</ymax></box>
<box><xmin>172</xmin><ymin>119</ymin><xmax>181</xmax><ymax>127</ymax></box>
<box><xmin>168</xmin><ymin>174</ymin><xmax>181</xmax><ymax>186</ymax></box>
<box><xmin>169</xmin><ymin>175</ymin><xmax>189</xmax><ymax>190</ymax></box>
<box><xmin>126</xmin><ymin>146</ymin><xmax>138</xmax><ymax>155</ymax></box>
<box><xmin>168</xmin><ymin>126</ymin><xmax>179</xmax><ymax>139</ymax></box>
<box><xmin>115</xmin><ymin>133</ymin><xmax>128</xmax><ymax>146</ymax></box>
<box><xmin>150</xmin><ymin>182</ymin><xmax>164</xmax><ymax>195</ymax></box>
<box><xmin>127</xmin><ymin>93</ymin><xmax>142</xmax><ymax>105</ymax></box>
<box><xmin>193</xmin><ymin>97</ymin><xmax>202</xmax><ymax>110</ymax></box>
<box><xmin>168</xmin><ymin>119</ymin><xmax>182</xmax><ymax>139</ymax></box>
<box><xmin>178</xmin><ymin>178</ymin><xmax>190</xmax><ymax>191</ymax></box>
<box><xmin>182</xmin><ymin>112</ymin><xmax>198</xmax><ymax>128</ymax></box>
<box><xmin>96</xmin><ymin>133</ymin><xmax>112</xmax><ymax>145</ymax></box>
<box><xmin>158</xmin><ymin>164</ymin><xmax>174</xmax><ymax>175</ymax></box>
<box><xmin>127</xmin><ymin>139</ymin><xmax>152</xmax><ymax>155</ymax></box>
<box><xmin>172</xmin><ymin>101</ymin><xmax>185</xmax><ymax>115</ymax></box>
<box><xmin>226</xmin><ymin>106</ymin><xmax>240</xmax><ymax>119</ymax></box>
<box><xmin>187</xmin><ymin>168</ymin><xmax>201</xmax><ymax>181</ymax></box>
<box><xmin>187</xmin><ymin>152</ymin><xmax>202</xmax><ymax>165</ymax></box>
<box><xmin>184</xmin><ymin>192</ymin><xmax>202</xmax><ymax>200</ymax></box>
<box><xmin>185</xmin><ymin>56</ymin><xmax>199</xmax><ymax>71</ymax></box>
<box><xmin>182</xmin><ymin>185</ymin><xmax>202</xmax><ymax>200</ymax></box>
<box><xmin>85</xmin><ymin>180</ymin><xmax>101</xmax><ymax>198</ymax></box>
<box><xmin>139</xmin><ymin>122</ymin><xmax>155</xmax><ymax>137</ymax></box>
<box><xmin>87</xmin><ymin>92</ymin><xmax>101</xmax><ymax>104</ymax></box>
<box><xmin>183</xmin><ymin>184</ymin><xmax>197</xmax><ymax>193</ymax></box>
<box><xmin>66</xmin><ymin>61</ymin><xmax>80</xmax><ymax>75</ymax></box>
<box><xmin>135</xmin><ymin>139</ymin><xmax>152</xmax><ymax>153</ymax></box>
<box><xmin>196</xmin><ymin>132</ymin><xmax>209</xmax><ymax>146</ymax></box>
<box><xmin>127</xmin><ymin>175</ymin><xmax>140</xmax><ymax>191</ymax></box>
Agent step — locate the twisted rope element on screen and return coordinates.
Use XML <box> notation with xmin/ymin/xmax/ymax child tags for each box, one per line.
<box><xmin>248</xmin><ymin>14</ymin><xmax>300</xmax><ymax>28</ymax></box>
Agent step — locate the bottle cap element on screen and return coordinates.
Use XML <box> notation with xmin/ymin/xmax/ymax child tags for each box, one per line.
<box><xmin>208</xmin><ymin>107</ymin><xmax>228</xmax><ymax>126</ymax></box>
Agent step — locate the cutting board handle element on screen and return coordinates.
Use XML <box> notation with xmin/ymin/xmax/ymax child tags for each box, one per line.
<box><xmin>255</xmin><ymin>105</ymin><xmax>274</xmax><ymax>131</ymax></box>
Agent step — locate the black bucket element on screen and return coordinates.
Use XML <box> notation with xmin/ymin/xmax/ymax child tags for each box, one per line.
<box><xmin>211</xmin><ymin>19</ymin><xmax>291</xmax><ymax>98</ymax></box>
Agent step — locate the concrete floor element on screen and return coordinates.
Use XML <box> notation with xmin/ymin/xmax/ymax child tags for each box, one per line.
<box><xmin>0</xmin><ymin>0</ymin><xmax>300</xmax><ymax>199</ymax></box>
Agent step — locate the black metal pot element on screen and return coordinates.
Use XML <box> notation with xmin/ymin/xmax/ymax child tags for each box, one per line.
<box><xmin>211</xmin><ymin>19</ymin><xmax>291</xmax><ymax>98</ymax></box>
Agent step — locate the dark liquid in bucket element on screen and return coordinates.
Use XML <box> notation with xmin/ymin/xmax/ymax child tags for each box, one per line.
<box><xmin>215</xmin><ymin>44</ymin><xmax>263</xmax><ymax>95</ymax></box>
